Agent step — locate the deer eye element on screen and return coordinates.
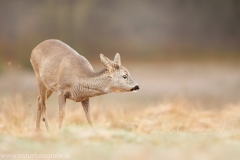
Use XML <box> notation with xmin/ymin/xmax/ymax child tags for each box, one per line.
<box><xmin>123</xmin><ymin>75</ymin><xmax>128</xmax><ymax>79</ymax></box>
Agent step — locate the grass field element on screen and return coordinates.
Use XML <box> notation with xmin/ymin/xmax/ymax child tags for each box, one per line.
<box><xmin>0</xmin><ymin>62</ymin><xmax>240</xmax><ymax>160</ymax></box>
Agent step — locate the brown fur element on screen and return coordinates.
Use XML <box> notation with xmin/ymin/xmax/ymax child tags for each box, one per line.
<box><xmin>30</xmin><ymin>39</ymin><xmax>139</xmax><ymax>130</ymax></box>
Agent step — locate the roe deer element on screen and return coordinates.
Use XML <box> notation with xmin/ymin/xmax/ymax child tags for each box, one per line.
<box><xmin>30</xmin><ymin>39</ymin><xmax>139</xmax><ymax>131</ymax></box>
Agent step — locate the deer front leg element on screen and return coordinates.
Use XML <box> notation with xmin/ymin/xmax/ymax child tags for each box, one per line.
<box><xmin>58</xmin><ymin>90</ymin><xmax>66</xmax><ymax>129</ymax></box>
<box><xmin>81</xmin><ymin>98</ymin><xmax>93</xmax><ymax>126</ymax></box>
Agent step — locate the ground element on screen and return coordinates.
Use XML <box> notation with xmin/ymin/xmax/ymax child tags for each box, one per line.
<box><xmin>0</xmin><ymin>62</ymin><xmax>240</xmax><ymax>160</ymax></box>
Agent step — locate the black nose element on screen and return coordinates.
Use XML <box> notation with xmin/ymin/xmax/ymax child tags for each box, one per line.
<box><xmin>135</xmin><ymin>85</ymin><xmax>139</xmax><ymax>90</ymax></box>
<box><xmin>131</xmin><ymin>85</ymin><xmax>140</xmax><ymax>91</ymax></box>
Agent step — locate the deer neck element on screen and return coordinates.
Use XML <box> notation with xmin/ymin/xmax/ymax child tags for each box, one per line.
<box><xmin>88</xmin><ymin>68</ymin><xmax>112</xmax><ymax>93</ymax></box>
<box><xmin>72</xmin><ymin>68</ymin><xmax>111</xmax><ymax>100</ymax></box>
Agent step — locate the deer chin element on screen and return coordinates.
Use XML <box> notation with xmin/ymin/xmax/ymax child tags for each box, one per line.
<box><xmin>113</xmin><ymin>88</ymin><xmax>132</xmax><ymax>93</ymax></box>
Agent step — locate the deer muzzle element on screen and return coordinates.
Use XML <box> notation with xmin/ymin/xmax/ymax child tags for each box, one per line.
<box><xmin>131</xmin><ymin>85</ymin><xmax>140</xmax><ymax>91</ymax></box>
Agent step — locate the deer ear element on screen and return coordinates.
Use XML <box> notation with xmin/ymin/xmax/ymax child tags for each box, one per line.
<box><xmin>114</xmin><ymin>53</ymin><xmax>121</xmax><ymax>66</ymax></box>
<box><xmin>100</xmin><ymin>54</ymin><xmax>113</xmax><ymax>69</ymax></box>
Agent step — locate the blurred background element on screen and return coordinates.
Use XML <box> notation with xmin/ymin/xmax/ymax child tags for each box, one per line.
<box><xmin>0</xmin><ymin>0</ymin><xmax>240</xmax><ymax>108</ymax></box>
<box><xmin>1</xmin><ymin>1</ymin><xmax>240</xmax><ymax>158</ymax></box>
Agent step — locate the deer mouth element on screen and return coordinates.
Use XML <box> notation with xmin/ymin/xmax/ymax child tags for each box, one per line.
<box><xmin>131</xmin><ymin>85</ymin><xmax>139</xmax><ymax>92</ymax></box>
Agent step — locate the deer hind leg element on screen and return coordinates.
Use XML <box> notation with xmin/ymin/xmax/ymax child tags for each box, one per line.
<box><xmin>58</xmin><ymin>90</ymin><xmax>66</xmax><ymax>129</ymax></box>
<box><xmin>36</xmin><ymin>80</ymin><xmax>49</xmax><ymax>131</ymax></box>
<box><xmin>81</xmin><ymin>98</ymin><xmax>93</xmax><ymax>126</ymax></box>
<box><xmin>36</xmin><ymin>95</ymin><xmax>42</xmax><ymax>131</ymax></box>
<box><xmin>41</xmin><ymin>90</ymin><xmax>52</xmax><ymax>131</ymax></box>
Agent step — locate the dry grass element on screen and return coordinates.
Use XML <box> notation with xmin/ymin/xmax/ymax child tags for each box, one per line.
<box><xmin>1</xmin><ymin>63</ymin><xmax>240</xmax><ymax>160</ymax></box>
<box><xmin>1</xmin><ymin>94</ymin><xmax>240</xmax><ymax>160</ymax></box>
<box><xmin>2</xmin><ymin>94</ymin><xmax>240</xmax><ymax>134</ymax></box>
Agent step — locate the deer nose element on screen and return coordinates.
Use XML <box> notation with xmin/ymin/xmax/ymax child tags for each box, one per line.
<box><xmin>135</xmin><ymin>85</ymin><xmax>139</xmax><ymax>90</ymax></box>
<box><xmin>131</xmin><ymin>85</ymin><xmax>140</xmax><ymax>91</ymax></box>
